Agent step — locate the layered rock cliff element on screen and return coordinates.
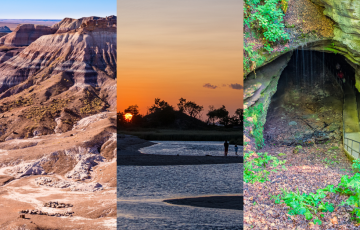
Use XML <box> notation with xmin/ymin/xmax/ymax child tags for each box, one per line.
<box><xmin>51</xmin><ymin>15</ymin><xmax>116</xmax><ymax>33</ymax></box>
<box><xmin>0</xmin><ymin>24</ymin><xmax>56</xmax><ymax>46</ymax></box>
<box><xmin>0</xmin><ymin>16</ymin><xmax>116</xmax><ymax>140</ymax></box>
<box><xmin>0</xmin><ymin>16</ymin><xmax>117</xmax><ymax>229</ymax></box>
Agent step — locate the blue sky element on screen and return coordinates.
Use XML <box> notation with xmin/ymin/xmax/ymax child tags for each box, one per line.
<box><xmin>1</xmin><ymin>0</ymin><xmax>116</xmax><ymax>19</ymax></box>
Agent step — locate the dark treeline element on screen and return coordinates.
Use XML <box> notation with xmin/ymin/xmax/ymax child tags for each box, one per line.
<box><xmin>118</xmin><ymin>98</ymin><xmax>243</xmax><ymax>129</ymax></box>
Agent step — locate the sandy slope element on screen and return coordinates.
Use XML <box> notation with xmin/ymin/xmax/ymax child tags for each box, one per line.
<box><xmin>0</xmin><ymin>112</ymin><xmax>117</xmax><ymax>229</ymax></box>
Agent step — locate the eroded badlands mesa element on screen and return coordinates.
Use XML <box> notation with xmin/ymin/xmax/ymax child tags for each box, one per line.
<box><xmin>0</xmin><ymin>16</ymin><xmax>117</xmax><ymax>229</ymax></box>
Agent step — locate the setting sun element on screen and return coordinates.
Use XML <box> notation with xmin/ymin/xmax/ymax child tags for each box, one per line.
<box><xmin>124</xmin><ymin>113</ymin><xmax>133</xmax><ymax>122</ymax></box>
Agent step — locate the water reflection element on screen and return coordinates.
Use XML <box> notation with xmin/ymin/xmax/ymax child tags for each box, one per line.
<box><xmin>117</xmin><ymin>164</ymin><xmax>243</xmax><ymax>229</ymax></box>
<box><xmin>139</xmin><ymin>141</ymin><xmax>242</xmax><ymax>156</ymax></box>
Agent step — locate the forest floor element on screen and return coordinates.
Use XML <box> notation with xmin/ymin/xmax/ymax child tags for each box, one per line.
<box><xmin>243</xmin><ymin>142</ymin><xmax>360</xmax><ymax>229</ymax></box>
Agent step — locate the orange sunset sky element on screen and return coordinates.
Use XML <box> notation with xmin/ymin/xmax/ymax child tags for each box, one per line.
<box><xmin>117</xmin><ymin>0</ymin><xmax>243</xmax><ymax>117</ymax></box>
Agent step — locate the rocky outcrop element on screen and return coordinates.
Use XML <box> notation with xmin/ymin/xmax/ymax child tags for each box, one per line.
<box><xmin>0</xmin><ymin>47</ymin><xmax>24</xmax><ymax>64</ymax></box>
<box><xmin>20</xmin><ymin>209</ymin><xmax>74</xmax><ymax>217</ymax></box>
<box><xmin>244</xmin><ymin>53</ymin><xmax>293</xmax><ymax>152</ymax></box>
<box><xmin>0</xmin><ymin>26</ymin><xmax>11</xmax><ymax>33</ymax></box>
<box><xmin>52</xmin><ymin>15</ymin><xmax>116</xmax><ymax>34</ymax></box>
<box><xmin>0</xmin><ymin>26</ymin><xmax>11</xmax><ymax>38</ymax></box>
<box><xmin>0</xmin><ymin>17</ymin><xmax>116</xmax><ymax>140</ymax></box>
<box><xmin>244</xmin><ymin>0</ymin><xmax>360</xmax><ymax>152</ymax></box>
<box><xmin>245</xmin><ymin>0</ymin><xmax>360</xmax><ymax>87</ymax></box>
<box><xmin>309</xmin><ymin>0</ymin><xmax>360</xmax><ymax>89</ymax></box>
<box><xmin>0</xmin><ymin>16</ymin><xmax>117</xmax><ymax>229</ymax></box>
<box><xmin>36</xmin><ymin>177</ymin><xmax>103</xmax><ymax>192</ymax></box>
<box><xmin>0</xmin><ymin>24</ymin><xmax>56</xmax><ymax>46</ymax></box>
<box><xmin>0</xmin><ymin>18</ymin><xmax>116</xmax><ymax>103</ymax></box>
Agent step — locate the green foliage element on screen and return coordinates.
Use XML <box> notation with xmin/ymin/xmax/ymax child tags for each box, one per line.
<box><xmin>272</xmin><ymin>187</ymin><xmax>335</xmax><ymax>222</ymax></box>
<box><xmin>324</xmin><ymin>47</ymin><xmax>338</xmax><ymax>55</ymax></box>
<box><xmin>336</xmin><ymin>171</ymin><xmax>360</xmax><ymax>223</ymax></box>
<box><xmin>243</xmin><ymin>0</ymin><xmax>290</xmax><ymax>76</ymax></box>
<box><xmin>244</xmin><ymin>43</ymin><xmax>256</xmax><ymax>62</ymax></box>
<box><xmin>280</xmin><ymin>0</ymin><xmax>288</xmax><ymax>13</ymax></box>
<box><xmin>264</xmin><ymin>42</ymin><xmax>273</xmax><ymax>53</ymax></box>
<box><xmin>245</xmin><ymin>152</ymin><xmax>286</xmax><ymax>183</ymax></box>
<box><xmin>246</xmin><ymin>0</ymin><xmax>289</xmax><ymax>43</ymax></box>
<box><xmin>271</xmin><ymin>160</ymin><xmax>360</xmax><ymax>225</ymax></box>
<box><xmin>243</xmin><ymin>43</ymin><xmax>266</xmax><ymax>75</ymax></box>
<box><xmin>278</xmin><ymin>153</ymin><xmax>286</xmax><ymax>156</ymax></box>
<box><xmin>352</xmin><ymin>159</ymin><xmax>360</xmax><ymax>173</ymax></box>
<box><xmin>244</xmin><ymin>103</ymin><xmax>265</xmax><ymax>148</ymax></box>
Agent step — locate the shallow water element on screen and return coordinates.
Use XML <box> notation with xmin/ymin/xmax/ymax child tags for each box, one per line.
<box><xmin>139</xmin><ymin>141</ymin><xmax>242</xmax><ymax>156</ymax></box>
<box><xmin>117</xmin><ymin>164</ymin><xmax>243</xmax><ymax>229</ymax></box>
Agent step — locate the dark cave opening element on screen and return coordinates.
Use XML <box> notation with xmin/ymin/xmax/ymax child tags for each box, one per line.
<box><xmin>264</xmin><ymin>50</ymin><xmax>357</xmax><ymax>146</ymax></box>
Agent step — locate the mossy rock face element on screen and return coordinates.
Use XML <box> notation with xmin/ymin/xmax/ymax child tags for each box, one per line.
<box><xmin>244</xmin><ymin>52</ymin><xmax>293</xmax><ymax>150</ymax></box>
<box><xmin>244</xmin><ymin>0</ymin><xmax>360</xmax><ymax>152</ymax></box>
<box><xmin>310</xmin><ymin>0</ymin><xmax>360</xmax><ymax>91</ymax></box>
<box><xmin>315</xmin><ymin>0</ymin><xmax>360</xmax><ymax>35</ymax></box>
<box><xmin>245</xmin><ymin>0</ymin><xmax>360</xmax><ymax>88</ymax></box>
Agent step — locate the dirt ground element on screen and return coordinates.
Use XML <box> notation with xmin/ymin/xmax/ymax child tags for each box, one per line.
<box><xmin>264</xmin><ymin>76</ymin><xmax>343</xmax><ymax>147</ymax></box>
<box><xmin>244</xmin><ymin>143</ymin><xmax>359</xmax><ymax>229</ymax></box>
<box><xmin>0</xmin><ymin>113</ymin><xmax>117</xmax><ymax>229</ymax></box>
<box><xmin>243</xmin><ymin>49</ymin><xmax>360</xmax><ymax>228</ymax></box>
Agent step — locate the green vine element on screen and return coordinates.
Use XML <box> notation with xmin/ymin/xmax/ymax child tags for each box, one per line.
<box><xmin>244</xmin><ymin>102</ymin><xmax>265</xmax><ymax>148</ymax></box>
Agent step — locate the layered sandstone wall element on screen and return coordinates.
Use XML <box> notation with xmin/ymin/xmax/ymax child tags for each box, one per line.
<box><xmin>52</xmin><ymin>15</ymin><xmax>116</xmax><ymax>34</ymax></box>
<box><xmin>0</xmin><ymin>17</ymin><xmax>117</xmax><ymax>109</ymax></box>
<box><xmin>0</xmin><ymin>24</ymin><xmax>56</xmax><ymax>46</ymax></box>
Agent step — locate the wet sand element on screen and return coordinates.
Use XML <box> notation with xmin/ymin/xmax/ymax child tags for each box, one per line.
<box><xmin>118</xmin><ymin>154</ymin><xmax>243</xmax><ymax>166</ymax></box>
<box><xmin>164</xmin><ymin>195</ymin><xmax>243</xmax><ymax>210</ymax></box>
<box><xmin>117</xmin><ymin>136</ymin><xmax>243</xmax><ymax>165</ymax></box>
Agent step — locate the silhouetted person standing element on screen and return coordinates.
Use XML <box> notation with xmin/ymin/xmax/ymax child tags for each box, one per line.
<box><xmin>224</xmin><ymin>140</ymin><xmax>229</xmax><ymax>156</ymax></box>
<box><xmin>234</xmin><ymin>144</ymin><xmax>238</xmax><ymax>156</ymax></box>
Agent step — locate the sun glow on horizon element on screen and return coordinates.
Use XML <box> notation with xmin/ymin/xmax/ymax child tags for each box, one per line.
<box><xmin>118</xmin><ymin>1</ymin><xmax>243</xmax><ymax>115</ymax></box>
<box><xmin>124</xmin><ymin>113</ymin><xmax>133</xmax><ymax>122</ymax></box>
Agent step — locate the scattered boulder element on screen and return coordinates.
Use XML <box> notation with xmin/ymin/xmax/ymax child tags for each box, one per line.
<box><xmin>20</xmin><ymin>209</ymin><xmax>74</xmax><ymax>217</ymax></box>
<box><xmin>35</xmin><ymin>177</ymin><xmax>103</xmax><ymax>192</ymax></box>
<box><xmin>44</xmin><ymin>201</ymin><xmax>73</xmax><ymax>208</ymax></box>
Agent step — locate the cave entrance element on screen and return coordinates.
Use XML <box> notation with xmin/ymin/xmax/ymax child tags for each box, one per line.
<box><xmin>264</xmin><ymin>50</ymin><xmax>357</xmax><ymax>147</ymax></box>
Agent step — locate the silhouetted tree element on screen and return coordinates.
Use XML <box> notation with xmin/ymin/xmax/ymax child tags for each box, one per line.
<box><xmin>124</xmin><ymin>105</ymin><xmax>139</xmax><ymax>116</ymax></box>
<box><xmin>206</xmin><ymin>105</ymin><xmax>217</xmax><ymax>125</ymax></box>
<box><xmin>147</xmin><ymin>98</ymin><xmax>176</xmax><ymax>126</ymax></box>
<box><xmin>177</xmin><ymin>98</ymin><xmax>203</xmax><ymax>119</ymax></box>
<box><xmin>216</xmin><ymin>105</ymin><xmax>230</xmax><ymax>126</ymax></box>
<box><xmin>149</xmin><ymin>98</ymin><xmax>172</xmax><ymax>113</ymax></box>
<box><xmin>234</xmin><ymin>108</ymin><xmax>243</xmax><ymax>126</ymax></box>
<box><xmin>177</xmin><ymin>98</ymin><xmax>186</xmax><ymax>112</ymax></box>
<box><xmin>117</xmin><ymin>111</ymin><xmax>125</xmax><ymax>126</ymax></box>
<box><xmin>235</xmin><ymin>108</ymin><xmax>243</xmax><ymax>119</ymax></box>
<box><xmin>206</xmin><ymin>105</ymin><xmax>235</xmax><ymax>126</ymax></box>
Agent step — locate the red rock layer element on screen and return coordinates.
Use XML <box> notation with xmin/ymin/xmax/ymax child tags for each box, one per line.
<box><xmin>0</xmin><ymin>24</ymin><xmax>56</xmax><ymax>47</ymax></box>
<box><xmin>0</xmin><ymin>48</ymin><xmax>24</xmax><ymax>64</ymax></box>
<box><xmin>0</xmin><ymin>16</ymin><xmax>117</xmax><ymax>109</ymax></box>
<box><xmin>52</xmin><ymin>15</ymin><xmax>116</xmax><ymax>34</ymax></box>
